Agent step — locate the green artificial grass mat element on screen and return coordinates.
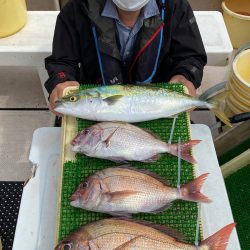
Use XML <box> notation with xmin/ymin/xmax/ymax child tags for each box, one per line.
<box><xmin>225</xmin><ymin>164</ymin><xmax>250</xmax><ymax>250</ymax></box>
<box><xmin>219</xmin><ymin>138</ymin><xmax>250</xmax><ymax>165</ymax></box>
<box><xmin>58</xmin><ymin>84</ymin><xmax>201</xmax><ymax>244</ymax></box>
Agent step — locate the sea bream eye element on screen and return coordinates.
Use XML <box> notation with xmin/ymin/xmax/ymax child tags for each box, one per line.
<box><xmin>81</xmin><ymin>182</ymin><xmax>88</xmax><ymax>188</ymax></box>
<box><xmin>63</xmin><ymin>245</ymin><xmax>71</xmax><ymax>250</ymax></box>
<box><xmin>82</xmin><ymin>129</ymin><xmax>90</xmax><ymax>135</ymax></box>
<box><xmin>63</xmin><ymin>242</ymin><xmax>72</xmax><ymax>250</ymax></box>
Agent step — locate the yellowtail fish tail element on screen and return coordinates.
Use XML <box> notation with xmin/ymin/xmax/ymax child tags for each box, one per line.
<box><xmin>207</xmin><ymin>99</ymin><xmax>232</xmax><ymax>128</ymax></box>
<box><xmin>169</xmin><ymin>140</ymin><xmax>201</xmax><ymax>164</ymax></box>
<box><xmin>210</xmin><ymin>100</ymin><xmax>232</xmax><ymax>127</ymax></box>
<box><xmin>181</xmin><ymin>173</ymin><xmax>211</xmax><ymax>203</ymax></box>
<box><xmin>200</xmin><ymin>223</ymin><xmax>236</xmax><ymax>250</ymax></box>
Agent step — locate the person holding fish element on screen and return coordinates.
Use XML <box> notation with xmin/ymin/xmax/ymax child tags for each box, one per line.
<box><xmin>45</xmin><ymin>0</ymin><xmax>207</xmax><ymax>116</ymax></box>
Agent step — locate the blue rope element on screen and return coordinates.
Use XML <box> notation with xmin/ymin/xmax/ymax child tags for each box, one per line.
<box><xmin>92</xmin><ymin>25</ymin><xmax>106</xmax><ymax>86</ymax></box>
<box><xmin>92</xmin><ymin>0</ymin><xmax>165</xmax><ymax>85</ymax></box>
<box><xmin>140</xmin><ymin>0</ymin><xmax>165</xmax><ymax>83</ymax></box>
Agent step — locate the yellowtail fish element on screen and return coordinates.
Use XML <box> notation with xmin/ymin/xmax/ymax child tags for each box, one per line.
<box><xmin>55</xmin><ymin>85</ymin><xmax>231</xmax><ymax>127</ymax></box>
<box><xmin>71</xmin><ymin>122</ymin><xmax>200</xmax><ymax>164</ymax></box>
<box><xmin>70</xmin><ymin>167</ymin><xmax>210</xmax><ymax>216</ymax></box>
<box><xmin>55</xmin><ymin>218</ymin><xmax>235</xmax><ymax>250</ymax></box>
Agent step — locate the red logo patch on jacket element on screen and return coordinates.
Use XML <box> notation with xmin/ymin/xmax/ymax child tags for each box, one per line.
<box><xmin>58</xmin><ymin>72</ymin><xmax>66</xmax><ymax>78</ymax></box>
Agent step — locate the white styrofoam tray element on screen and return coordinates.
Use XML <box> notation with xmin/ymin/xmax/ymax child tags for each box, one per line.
<box><xmin>12</xmin><ymin>125</ymin><xmax>240</xmax><ymax>249</ymax></box>
<box><xmin>12</xmin><ymin>128</ymin><xmax>61</xmax><ymax>250</ymax></box>
<box><xmin>195</xmin><ymin>11</ymin><xmax>233</xmax><ymax>66</ymax></box>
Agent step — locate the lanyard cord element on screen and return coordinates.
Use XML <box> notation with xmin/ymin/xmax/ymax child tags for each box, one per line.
<box><xmin>92</xmin><ymin>25</ymin><xmax>106</xmax><ymax>86</ymax></box>
<box><xmin>92</xmin><ymin>0</ymin><xmax>165</xmax><ymax>86</ymax></box>
<box><xmin>140</xmin><ymin>0</ymin><xmax>165</xmax><ymax>83</ymax></box>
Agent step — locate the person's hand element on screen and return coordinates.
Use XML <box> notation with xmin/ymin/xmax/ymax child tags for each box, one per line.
<box><xmin>169</xmin><ymin>75</ymin><xmax>196</xmax><ymax>96</ymax></box>
<box><xmin>49</xmin><ymin>81</ymin><xmax>80</xmax><ymax>116</ymax></box>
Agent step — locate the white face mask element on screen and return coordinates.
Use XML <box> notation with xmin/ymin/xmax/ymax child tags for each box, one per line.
<box><xmin>112</xmin><ymin>0</ymin><xmax>150</xmax><ymax>11</ymax></box>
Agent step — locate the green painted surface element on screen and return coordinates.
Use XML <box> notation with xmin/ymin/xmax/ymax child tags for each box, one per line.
<box><xmin>225</xmin><ymin>164</ymin><xmax>250</xmax><ymax>250</ymax></box>
<box><xmin>219</xmin><ymin>138</ymin><xmax>250</xmax><ymax>165</ymax></box>
<box><xmin>58</xmin><ymin>84</ymin><xmax>200</xmax><ymax>244</ymax></box>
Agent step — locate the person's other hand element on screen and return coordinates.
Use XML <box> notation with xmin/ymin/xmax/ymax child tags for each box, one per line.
<box><xmin>49</xmin><ymin>81</ymin><xmax>80</xmax><ymax>116</ymax></box>
<box><xmin>169</xmin><ymin>75</ymin><xmax>196</xmax><ymax>97</ymax></box>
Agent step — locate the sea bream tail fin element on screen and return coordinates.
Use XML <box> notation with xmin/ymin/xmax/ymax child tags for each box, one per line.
<box><xmin>181</xmin><ymin>173</ymin><xmax>211</xmax><ymax>203</ymax></box>
<box><xmin>200</xmin><ymin>223</ymin><xmax>236</xmax><ymax>250</ymax></box>
<box><xmin>170</xmin><ymin>140</ymin><xmax>201</xmax><ymax>164</ymax></box>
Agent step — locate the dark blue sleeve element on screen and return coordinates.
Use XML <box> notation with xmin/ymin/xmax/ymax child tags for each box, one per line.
<box><xmin>44</xmin><ymin>0</ymin><xmax>81</xmax><ymax>94</ymax></box>
<box><xmin>167</xmin><ymin>0</ymin><xmax>207</xmax><ymax>88</ymax></box>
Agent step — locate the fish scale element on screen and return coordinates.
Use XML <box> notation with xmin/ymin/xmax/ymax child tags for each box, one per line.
<box><xmin>107</xmin><ymin>126</ymin><xmax>165</xmax><ymax>160</ymax></box>
<box><xmin>105</xmin><ymin>176</ymin><xmax>166</xmax><ymax>191</ymax></box>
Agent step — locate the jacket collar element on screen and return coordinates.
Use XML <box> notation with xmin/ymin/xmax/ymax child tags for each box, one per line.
<box><xmin>78</xmin><ymin>0</ymin><xmax>163</xmax><ymax>61</ymax></box>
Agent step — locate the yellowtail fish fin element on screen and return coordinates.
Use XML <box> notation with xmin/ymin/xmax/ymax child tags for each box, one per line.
<box><xmin>181</xmin><ymin>173</ymin><xmax>211</xmax><ymax>203</ymax></box>
<box><xmin>213</xmin><ymin>106</ymin><xmax>232</xmax><ymax>127</ymax></box>
<box><xmin>110</xmin><ymin>157</ymin><xmax>129</xmax><ymax>163</ymax></box>
<box><xmin>210</xmin><ymin>90</ymin><xmax>231</xmax><ymax>102</ymax></box>
<box><xmin>114</xmin><ymin>236</ymin><xmax>142</xmax><ymax>250</ymax></box>
<box><xmin>106</xmin><ymin>191</ymin><xmax>140</xmax><ymax>202</ymax></box>
<box><xmin>206</xmin><ymin>92</ymin><xmax>232</xmax><ymax>127</ymax></box>
<box><xmin>116</xmin><ymin>166</ymin><xmax>170</xmax><ymax>186</ymax></box>
<box><xmin>111</xmin><ymin>121</ymin><xmax>127</xmax><ymax>124</ymax></box>
<box><xmin>103</xmin><ymin>95</ymin><xmax>123</xmax><ymax>105</ymax></box>
<box><xmin>200</xmin><ymin>223</ymin><xmax>236</xmax><ymax>250</ymax></box>
<box><xmin>170</xmin><ymin>140</ymin><xmax>201</xmax><ymax>164</ymax></box>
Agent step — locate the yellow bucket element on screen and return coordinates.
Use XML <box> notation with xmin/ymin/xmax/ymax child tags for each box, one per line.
<box><xmin>0</xmin><ymin>0</ymin><xmax>27</xmax><ymax>38</ymax></box>
<box><xmin>226</xmin><ymin>48</ymin><xmax>250</xmax><ymax>115</ymax></box>
<box><xmin>222</xmin><ymin>0</ymin><xmax>250</xmax><ymax>48</ymax></box>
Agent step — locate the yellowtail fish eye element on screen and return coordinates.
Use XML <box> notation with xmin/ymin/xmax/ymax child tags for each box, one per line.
<box><xmin>69</xmin><ymin>96</ymin><xmax>78</xmax><ymax>102</ymax></box>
